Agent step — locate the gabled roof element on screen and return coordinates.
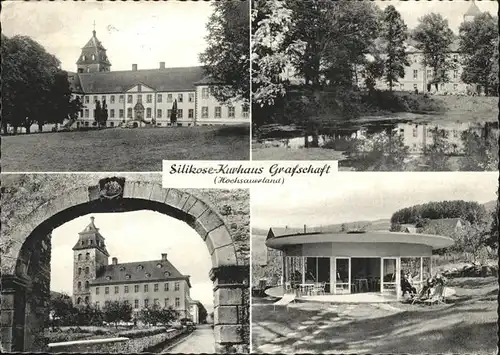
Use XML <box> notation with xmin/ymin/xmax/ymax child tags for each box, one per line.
<box><xmin>73</xmin><ymin>66</ymin><xmax>207</xmax><ymax>94</ymax></box>
<box><xmin>91</xmin><ymin>258</ymin><xmax>191</xmax><ymax>287</ymax></box>
<box><xmin>72</xmin><ymin>217</ymin><xmax>110</xmax><ymax>256</ymax></box>
<box><xmin>426</xmin><ymin>218</ymin><xmax>463</xmax><ymax>230</ymax></box>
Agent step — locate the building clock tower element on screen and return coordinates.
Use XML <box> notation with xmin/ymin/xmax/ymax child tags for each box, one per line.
<box><xmin>72</xmin><ymin>217</ymin><xmax>110</xmax><ymax>306</ymax></box>
<box><xmin>76</xmin><ymin>25</ymin><xmax>112</xmax><ymax>73</ymax></box>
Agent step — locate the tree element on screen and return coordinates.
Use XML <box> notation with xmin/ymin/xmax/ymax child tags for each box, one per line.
<box><xmin>49</xmin><ymin>292</ymin><xmax>74</xmax><ymax>329</ymax></box>
<box><xmin>170</xmin><ymin>99</ymin><xmax>177</xmax><ymax>125</ymax></box>
<box><xmin>103</xmin><ymin>301</ymin><xmax>132</xmax><ymax>328</ymax></box>
<box><xmin>139</xmin><ymin>304</ymin><xmax>178</xmax><ymax>326</ymax></box>
<box><xmin>380</xmin><ymin>5</ymin><xmax>409</xmax><ymax>91</ymax></box>
<box><xmin>200</xmin><ymin>0</ymin><xmax>249</xmax><ymax>103</ymax></box>
<box><xmin>412</xmin><ymin>13</ymin><xmax>455</xmax><ymax>91</ymax></box>
<box><xmin>1</xmin><ymin>35</ymin><xmax>62</xmax><ymax>134</ymax></box>
<box><xmin>68</xmin><ymin>96</ymin><xmax>83</xmax><ymax>122</ymax></box>
<box><xmin>94</xmin><ymin>100</ymin><xmax>102</xmax><ymax>126</ymax></box>
<box><xmin>100</xmin><ymin>99</ymin><xmax>108</xmax><ymax>127</ymax></box>
<box><xmin>419</xmin><ymin>127</ymin><xmax>452</xmax><ymax>171</ymax></box>
<box><xmin>459</xmin><ymin>13</ymin><xmax>499</xmax><ymax>96</ymax></box>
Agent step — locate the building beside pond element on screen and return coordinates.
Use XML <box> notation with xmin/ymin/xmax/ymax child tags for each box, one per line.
<box><xmin>67</xmin><ymin>29</ymin><xmax>249</xmax><ymax>128</ymax></box>
<box><xmin>72</xmin><ymin>217</ymin><xmax>192</xmax><ymax>319</ymax></box>
<box><xmin>265</xmin><ymin>227</ymin><xmax>454</xmax><ymax>300</ymax></box>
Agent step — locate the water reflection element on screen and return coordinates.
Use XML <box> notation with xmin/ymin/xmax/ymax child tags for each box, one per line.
<box><xmin>259</xmin><ymin>120</ymin><xmax>499</xmax><ymax>155</ymax></box>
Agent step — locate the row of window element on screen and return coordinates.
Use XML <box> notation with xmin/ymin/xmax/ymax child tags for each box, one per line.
<box><xmin>411</xmin><ymin>128</ymin><xmax>461</xmax><ymax>139</ymax></box>
<box><xmin>410</xmin><ymin>69</ymin><xmax>459</xmax><ymax>80</ymax></box>
<box><xmin>83</xmin><ymin>93</ymin><xmax>195</xmax><ymax>105</ymax></box>
<box><xmin>81</xmin><ymin>106</ymin><xmax>248</xmax><ymax>119</ymax></box>
<box><xmin>77</xmin><ymin>281</ymin><xmax>89</xmax><ymax>290</ymax></box>
<box><xmin>77</xmin><ymin>252</ymin><xmax>91</xmax><ymax>261</ymax></box>
<box><xmin>407</xmin><ymin>54</ymin><xmax>459</xmax><ymax>65</ymax></box>
<box><xmin>397</xmin><ymin>83</ymin><xmax>460</xmax><ymax>91</ymax></box>
<box><xmin>78</xmin><ymin>239</ymin><xmax>102</xmax><ymax>248</ymax></box>
<box><xmin>96</xmin><ymin>282</ymin><xmax>180</xmax><ymax>295</ymax></box>
<box><xmin>93</xmin><ymin>297</ymin><xmax>181</xmax><ymax>309</ymax></box>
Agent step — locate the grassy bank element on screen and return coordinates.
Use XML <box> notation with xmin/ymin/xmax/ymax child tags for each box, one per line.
<box><xmin>1</xmin><ymin>125</ymin><xmax>250</xmax><ymax>172</ymax></box>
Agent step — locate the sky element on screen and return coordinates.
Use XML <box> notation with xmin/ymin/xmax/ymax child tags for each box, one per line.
<box><xmin>51</xmin><ymin>210</ymin><xmax>214</xmax><ymax>313</ymax></box>
<box><xmin>376</xmin><ymin>0</ymin><xmax>498</xmax><ymax>32</ymax></box>
<box><xmin>1</xmin><ymin>0</ymin><xmax>214</xmax><ymax>72</ymax></box>
<box><xmin>252</xmin><ymin>172</ymin><xmax>498</xmax><ymax>229</ymax></box>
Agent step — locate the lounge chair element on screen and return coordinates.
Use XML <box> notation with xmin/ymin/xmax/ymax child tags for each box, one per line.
<box><xmin>273</xmin><ymin>293</ymin><xmax>296</xmax><ymax>311</ymax></box>
<box><xmin>411</xmin><ymin>286</ymin><xmax>428</xmax><ymax>304</ymax></box>
<box><xmin>423</xmin><ymin>285</ymin><xmax>446</xmax><ymax>306</ymax></box>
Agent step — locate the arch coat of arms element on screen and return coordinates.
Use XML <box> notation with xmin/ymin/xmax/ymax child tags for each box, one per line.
<box><xmin>98</xmin><ymin>177</ymin><xmax>125</xmax><ymax>200</ymax></box>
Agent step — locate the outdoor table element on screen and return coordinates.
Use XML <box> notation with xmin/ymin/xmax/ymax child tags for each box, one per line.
<box><xmin>354</xmin><ymin>278</ymin><xmax>369</xmax><ymax>292</ymax></box>
<box><xmin>299</xmin><ymin>283</ymin><xmax>315</xmax><ymax>295</ymax></box>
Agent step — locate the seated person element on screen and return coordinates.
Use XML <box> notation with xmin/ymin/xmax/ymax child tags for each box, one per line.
<box><xmin>401</xmin><ymin>275</ymin><xmax>417</xmax><ymax>296</ymax></box>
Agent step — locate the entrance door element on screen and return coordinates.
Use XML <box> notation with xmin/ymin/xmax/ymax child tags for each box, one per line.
<box><xmin>334</xmin><ymin>257</ymin><xmax>350</xmax><ymax>294</ymax></box>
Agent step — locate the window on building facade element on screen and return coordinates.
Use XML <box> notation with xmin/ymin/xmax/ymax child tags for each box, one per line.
<box><xmin>85</xmin><ymin>253</ymin><xmax>90</xmax><ymax>260</ymax></box>
<box><xmin>157</xmin><ymin>94</ymin><xmax>162</xmax><ymax>103</ymax></box>
<box><xmin>119</xmin><ymin>109</ymin><xmax>124</xmax><ymax>118</ymax></box>
<box><xmin>164</xmin><ymin>283</ymin><xmax>169</xmax><ymax>291</ymax></box>
<box><xmin>413</xmin><ymin>84</ymin><xmax>418</xmax><ymax>90</ymax></box>
<box><xmin>167</xmin><ymin>94</ymin><xmax>173</xmax><ymax>103</ymax></box>
<box><xmin>134</xmin><ymin>285</ymin><xmax>139</xmax><ymax>293</ymax></box>
<box><xmin>154</xmin><ymin>299</ymin><xmax>159</xmax><ymax>306</ymax></box>
<box><xmin>188</xmin><ymin>109</ymin><xmax>194</xmax><ymax>119</ymax></box>
<box><xmin>114</xmin><ymin>286</ymin><xmax>119</xmax><ymax>294</ymax></box>
<box><xmin>95</xmin><ymin>301</ymin><xmax>100</xmax><ymax>309</ymax></box>
<box><xmin>427</xmin><ymin>70</ymin><xmax>432</xmax><ymax>77</ymax></box>
<box><xmin>84</xmin><ymin>109</ymin><xmax>89</xmax><ymax>118</ymax></box>
<box><xmin>83</xmin><ymin>55</ymin><xmax>87</xmax><ymax>61</ymax></box>
<box><xmin>145</xmin><ymin>94</ymin><xmax>151</xmax><ymax>103</ymax></box>
<box><xmin>154</xmin><ymin>284</ymin><xmax>159</xmax><ymax>292</ymax></box>
<box><xmin>177</xmin><ymin>109</ymin><xmax>183</xmax><ymax>119</ymax></box>
<box><xmin>101</xmin><ymin>96</ymin><xmax>106</xmax><ymax>102</ymax></box>
<box><xmin>242</xmin><ymin>105</ymin><xmax>249</xmax><ymax>118</ymax></box>
<box><xmin>78</xmin><ymin>267</ymin><xmax>82</xmax><ymax>275</ymax></box>
<box><xmin>228</xmin><ymin>106</ymin><xmax>235</xmax><ymax>118</ymax></box>
<box><xmin>167</xmin><ymin>109</ymin><xmax>172</xmax><ymax>118</ymax></box>
<box><xmin>119</xmin><ymin>95</ymin><xmax>124</xmax><ymax>103</ymax></box>
<box><xmin>146</xmin><ymin>108</ymin><xmax>151</xmax><ymax>118</ymax></box>
<box><xmin>93</xmin><ymin>96</ymin><xmax>98</xmax><ymax>103</ymax></box>
<box><xmin>110</xmin><ymin>109</ymin><xmax>115</xmax><ymax>118</ymax></box>
<box><xmin>85</xmin><ymin>281</ymin><xmax>89</xmax><ymax>289</ymax></box>
<box><xmin>134</xmin><ymin>299</ymin><xmax>139</xmax><ymax>309</ymax></box>
<box><xmin>413</xmin><ymin>128</ymin><xmax>418</xmax><ymax>137</ymax></box>
<box><xmin>124</xmin><ymin>286</ymin><xmax>129</xmax><ymax>293</ymax></box>
<box><xmin>188</xmin><ymin>93</ymin><xmax>194</xmax><ymax>102</ymax></box>
<box><xmin>174</xmin><ymin>282</ymin><xmax>180</xmax><ymax>291</ymax></box>
<box><xmin>78</xmin><ymin>254</ymin><xmax>82</xmax><ymax>260</ymax></box>
<box><xmin>215</xmin><ymin>107</ymin><xmax>221</xmax><ymax>118</ymax></box>
<box><xmin>144</xmin><ymin>299</ymin><xmax>149</xmax><ymax>307</ymax></box>
<box><xmin>453</xmin><ymin>70</ymin><xmax>458</xmax><ymax>79</ymax></box>
<box><xmin>413</xmin><ymin>70</ymin><xmax>418</xmax><ymax>79</ymax></box>
<box><xmin>125</xmin><ymin>274</ymin><xmax>131</xmax><ymax>280</ymax></box>
<box><xmin>77</xmin><ymin>281</ymin><xmax>82</xmax><ymax>290</ymax></box>
<box><xmin>202</xmin><ymin>107</ymin><xmax>208</xmax><ymax>118</ymax></box>
<box><xmin>85</xmin><ymin>267</ymin><xmax>89</xmax><ymax>274</ymax></box>
<box><xmin>137</xmin><ymin>95</ymin><xmax>142</xmax><ymax>103</ymax></box>
<box><xmin>144</xmin><ymin>284</ymin><xmax>149</xmax><ymax>292</ymax></box>
<box><xmin>92</xmin><ymin>54</ymin><xmax>95</xmax><ymax>60</ymax></box>
<box><xmin>85</xmin><ymin>96</ymin><xmax>89</xmax><ymax>104</ymax></box>
<box><xmin>127</xmin><ymin>108</ymin><xmax>132</xmax><ymax>118</ymax></box>
<box><xmin>85</xmin><ymin>296</ymin><xmax>89</xmax><ymax>304</ymax></box>
<box><xmin>96</xmin><ymin>287</ymin><xmax>100</xmax><ymax>295</ymax></box>
<box><xmin>110</xmin><ymin>95</ymin><xmax>115</xmax><ymax>104</ymax></box>
<box><xmin>178</xmin><ymin>93</ymin><xmax>183</xmax><ymax>102</ymax></box>
<box><xmin>105</xmin><ymin>287</ymin><xmax>109</xmax><ymax>294</ymax></box>
<box><xmin>201</xmin><ymin>88</ymin><xmax>209</xmax><ymax>99</ymax></box>
<box><xmin>157</xmin><ymin>109</ymin><xmax>162</xmax><ymax>118</ymax></box>
<box><xmin>80</xmin><ymin>110</ymin><xmax>83</xmax><ymax>118</ymax></box>
<box><xmin>453</xmin><ymin>54</ymin><xmax>458</xmax><ymax>62</ymax></box>
<box><xmin>175</xmin><ymin>298</ymin><xmax>180</xmax><ymax>307</ymax></box>
<box><xmin>127</xmin><ymin>95</ymin><xmax>133</xmax><ymax>103</ymax></box>
<box><xmin>164</xmin><ymin>298</ymin><xmax>169</xmax><ymax>307</ymax></box>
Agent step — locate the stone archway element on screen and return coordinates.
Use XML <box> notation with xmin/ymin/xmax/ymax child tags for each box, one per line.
<box><xmin>1</xmin><ymin>176</ymin><xmax>249</xmax><ymax>353</ymax></box>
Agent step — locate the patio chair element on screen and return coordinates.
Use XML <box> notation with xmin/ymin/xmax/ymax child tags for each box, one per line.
<box><xmin>423</xmin><ymin>285</ymin><xmax>446</xmax><ymax>306</ymax></box>
<box><xmin>411</xmin><ymin>285</ymin><xmax>428</xmax><ymax>304</ymax></box>
<box><xmin>273</xmin><ymin>293</ymin><xmax>296</xmax><ymax>311</ymax></box>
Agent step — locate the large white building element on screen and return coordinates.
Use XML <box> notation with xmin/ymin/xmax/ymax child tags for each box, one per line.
<box><xmin>68</xmin><ymin>29</ymin><xmax>249</xmax><ymax>128</ymax></box>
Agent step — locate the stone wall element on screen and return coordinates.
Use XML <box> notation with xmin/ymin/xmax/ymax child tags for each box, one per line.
<box><xmin>48</xmin><ymin>328</ymin><xmax>185</xmax><ymax>353</ymax></box>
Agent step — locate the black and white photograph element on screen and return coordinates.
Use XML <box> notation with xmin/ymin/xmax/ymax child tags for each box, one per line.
<box><xmin>251</xmin><ymin>172</ymin><xmax>498</xmax><ymax>354</ymax></box>
<box><xmin>252</xmin><ymin>0</ymin><xmax>499</xmax><ymax>171</ymax></box>
<box><xmin>0</xmin><ymin>174</ymin><xmax>250</xmax><ymax>353</ymax></box>
<box><xmin>1</xmin><ymin>0</ymin><xmax>250</xmax><ymax>171</ymax></box>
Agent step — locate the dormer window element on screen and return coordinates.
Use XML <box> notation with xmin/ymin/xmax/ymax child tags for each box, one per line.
<box><xmin>157</xmin><ymin>263</ymin><xmax>162</xmax><ymax>269</ymax></box>
<box><xmin>137</xmin><ymin>265</ymin><xmax>143</xmax><ymax>271</ymax></box>
<box><xmin>145</xmin><ymin>273</ymin><xmax>151</xmax><ymax>278</ymax></box>
<box><xmin>91</xmin><ymin>54</ymin><xmax>96</xmax><ymax>60</ymax></box>
<box><xmin>125</xmin><ymin>274</ymin><xmax>131</xmax><ymax>280</ymax></box>
<box><xmin>164</xmin><ymin>271</ymin><xmax>170</xmax><ymax>277</ymax></box>
<box><xmin>119</xmin><ymin>266</ymin><xmax>125</xmax><ymax>271</ymax></box>
<box><xmin>83</xmin><ymin>55</ymin><xmax>87</xmax><ymax>61</ymax></box>
<box><xmin>106</xmin><ymin>276</ymin><xmax>111</xmax><ymax>280</ymax></box>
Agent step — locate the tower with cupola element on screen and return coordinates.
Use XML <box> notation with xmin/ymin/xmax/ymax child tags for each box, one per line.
<box><xmin>72</xmin><ymin>216</ymin><xmax>110</xmax><ymax>306</ymax></box>
<box><xmin>76</xmin><ymin>25</ymin><xmax>112</xmax><ymax>73</ymax></box>
<box><xmin>464</xmin><ymin>0</ymin><xmax>482</xmax><ymax>23</ymax></box>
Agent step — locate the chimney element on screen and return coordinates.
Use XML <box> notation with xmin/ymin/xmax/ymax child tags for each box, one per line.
<box><xmin>161</xmin><ymin>253</ymin><xmax>168</xmax><ymax>261</ymax></box>
<box><xmin>304</xmin><ymin>224</ymin><xmax>307</xmax><ymax>233</ymax></box>
<box><xmin>160</xmin><ymin>62</ymin><xmax>165</xmax><ymax>69</ymax></box>
<box><xmin>132</xmin><ymin>64</ymin><xmax>137</xmax><ymax>71</ymax></box>
<box><xmin>112</xmin><ymin>257</ymin><xmax>118</xmax><ymax>265</ymax></box>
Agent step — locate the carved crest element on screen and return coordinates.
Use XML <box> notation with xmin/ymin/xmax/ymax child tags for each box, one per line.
<box><xmin>99</xmin><ymin>177</ymin><xmax>125</xmax><ymax>200</ymax></box>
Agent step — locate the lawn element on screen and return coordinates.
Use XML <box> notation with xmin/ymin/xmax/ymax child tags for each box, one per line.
<box><xmin>252</xmin><ymin>277</ymin><xmax>498</xmax><ymax>354</ymax></box>
<box><xmin>1</xmin><ymin>125</ymin><xmax>250</xmax><ymax>172</ymax></box>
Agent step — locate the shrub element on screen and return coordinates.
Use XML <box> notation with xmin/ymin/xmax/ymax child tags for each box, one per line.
<box><xmin>117</xmin><ymin>327</ymin><xmax>167</xmax><ymax>339</ymax></box>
